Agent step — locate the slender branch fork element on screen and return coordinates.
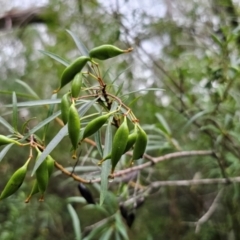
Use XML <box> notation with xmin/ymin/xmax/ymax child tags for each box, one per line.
<box><xmin>54</xmin><ymin>150</ymin><xmax>214</xmax><ymax>184</ymax></box>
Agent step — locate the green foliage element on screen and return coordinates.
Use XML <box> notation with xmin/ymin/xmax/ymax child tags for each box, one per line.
<box><xmin>1</xmin><ymin>0</ymin><xmax>240</xmax><ymax>239</ymax></box>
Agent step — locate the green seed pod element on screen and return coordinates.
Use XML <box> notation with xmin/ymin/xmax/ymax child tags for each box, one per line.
<box><xmin>98</xmin><ymin>130</ymin><xmax>137</xmax><ymax>165</ymax></box>
<box><xmin>131</xmin><ymin>125</ymin><xmax>148</xmax><ymax>161</ymax></box>
<box><xmin>46</xmin><ymin>155</ymin><xmax>55</xmax><ymax>177</ymax></box>
<box><xmin>82</xmin><ymin>113</ymin><xmax>111</xmax><ymax>140</ymax></box>
<box><xmin>0</xmin><ymin>158</ymin><xmax>30</xmax><ymax>200</ymax></box>
<box><xmin>110</xmin><ymin>116</ymin><xmax>129</xmax><ymax>175</ymax></box>
<box><xmin>89</xmin><ymin>44</ymin><xmax>133</xmax><ymax>60</ymax></box>
<box><xmin>0</xmin><ymin>135</ymin><xmax>21</xmax><ymax>146</ymax></box>
<box><xmin>61</xmin><ymin>92</ymin><xmax>71</xmax><ymax>125</ymax></box>
<box><xmin>25</xmin><ymin>155</ymin><xmax>55</xmax><ymax>203</ymax></box>
<box><xmin>71</xmin><ymin>73</ymin><xmax>83</xmax><ymax>98</ymax></box>
<box><xmin>35</xmin><ymin>149</ymin><xmax>49</xmax><ymax>201</ymax></box>
<box><xmin>68</xmin><ymin>103</ymin><xmax>81</xmax><ymax>158</ymax></box>
<box><xmin>54</xmin><ymin>56</ymin><xmax>90</xmax><ymax>93</ymax></box>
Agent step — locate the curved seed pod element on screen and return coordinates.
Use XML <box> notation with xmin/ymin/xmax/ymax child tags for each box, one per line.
<box><xmin>98</xmin><ymin>130</ymin><xmax>137</xmax><ymax>165</ymax></box>
<box><xmin>131</xmin><ymin>125</ymin><xmax>148</xmax><ymax>162</ymax></box>
<box><xmin>78</xmin><ymin>183</ymin><xmax>95</xmax><ymax>204</ymax></box>
<box><xmin>25</xmin><ymin>155</ymin><xmax>55</xmax><ymax>203</ymax></box>
<box><xmin>60</xmin><ymin>92</ymin><xmax>71</xmax><ymax>125</ymax></box>
<box><xmin>71</xmin><ymin>73</ymin><xmax>83</xmax><ymax>98</ymax></box>
<box><xmin>0</xmin><ymin>135</ymin><xmax>21</xmax><ymax>146</ymax></box>
<box><xmin>110</xmin><ymin>116</ymin><xmax>129</xmax><ymax>175</ymax></box>
<box><xmin>54</xmin><ymin>56</ymin><xmax>90</xmax><ymax>93</ymax></box>
<box><xmin>35</xmin><ymin>149</ymin><xmax>49</xmax><ymax>201</ymax></box>
<box><xmin>0</xmin><ymin>158</ymin><xmax>30</xmax><ymax>200</ymax></box>
<box><xmin>82</xmin><ymin>113</ymin><xmax>111</xmax><ymax>140</ymax></box>
<box><xmin>89</xmin><ymin>44</ymin><xmax>133</xmax><ymax>60</ymax></box>
<box><xmin>68</xmin><ymin>103</ymin><xmax>81</xmax><ymax>158</ymax></box>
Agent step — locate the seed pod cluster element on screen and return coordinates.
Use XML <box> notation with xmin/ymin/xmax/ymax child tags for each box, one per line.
<box><xmin>68</xmin><ymin>102</ymin><xmax>81</xmax><ymax>159</ymax></box>
<box><xmin>98</xmin><ymin>129</ymin><xmax>138</xmax><ymax>165</ymax></box>
<box><xmin>0</xmin><ymin>158</ymin><xmax>30</xmax><ymax>200</ymax></box>
<box><xmin>25</xmin><ymin>155</ymin><xmax>55</xmax><ymax>203</ymax></box>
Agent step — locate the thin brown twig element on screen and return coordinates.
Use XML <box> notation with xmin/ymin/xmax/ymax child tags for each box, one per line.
<box><xmin>195</xmin><ymin>188</ymin><xmax>224</xmax><ymax>233</ymax></box>
<box><xmin>53</xmin><ymin>150</ymin><xmax>213</xmax><ymax>184</ymax></box>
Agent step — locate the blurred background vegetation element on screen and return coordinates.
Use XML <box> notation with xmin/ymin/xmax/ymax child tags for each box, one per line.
<box><xmin>1</xmin><ymin>0</ymin><xmax>240</xmax><ymax>239</ymax></box>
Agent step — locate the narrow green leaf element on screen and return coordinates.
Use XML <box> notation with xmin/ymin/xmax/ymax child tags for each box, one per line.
<box><xmin>155</xmin><ymin>113</ymin><xmax>171</xmax><ymax>136</ymax></box>
<box><xmin>5</xmin><ymin>99</ymin><xmax>61</xmax><ymax>107</ymax></box>
<box><xmin>39</xmin><ymin>50</ymin><xmax>70</xmax><ymax>66</ymax></box>
<box><xmin>67</xmin><ymin>204</ymin><xmax>81</xmax><ymax>240</ymax></box>
<box><xmin>94</xmin><ymin>130</ymin><xmax>103</xmax><ymax>157</ymax></box>
<box><xmin>100</xmin><ymin>121</ymin><xmax>112</xmax><ymax>205</ymax></box>
<box><xmin>115</xmin><ymin>82</ymin><xmax>124</xmax><ymax>96</ymax></box>
<box><xmin>0</xmin><ymin>143</ymin><xmax>14</xmax><ymax>162</ymax></box>
<box><xmin>83</xmin><ymin>222</ymin><xmax>108</xmax><ymax>240</ymax></box>
<box><xmin>0</xmin><ymin>116</ymin><xmax>15</xmax><ymax>133</ymax></box>
<box><xmin>114</xmin><ymin>231</ymin><xmax>122</xmax><ymax>240</ymax></box>
<box><xmin>28</xmin><ymin>110</ymin><xmax>61</xmax><ymax>137</ymax></box>
<box><xmin>99</xmin><ymin>227</ymin><xmax>113</xmax><ymax>240</ymax></box>
<box><xmin>15</xmin><ymin>79</ymin><xmax>40</xmax><ymax>99</ymax></box>
<box><xmin>211</xmin><ymin>33</ymin><xmax>223</xmax><ymax>47</ymax></box>
<box><xmin>0</xmin><ymin>90</ymin><xmax>36</xmax><ymax>99</ymax></box>
<box><xmin>66</xmin><ymin>29</ymin><xmax>89</xmax><ymax>56</ymax></box>
<box><xmin>42</xmin><ymin>93</ymin><xmax>58</xmax><ymax>142</ymax></box>
<box><xmin>120</xmin><ymin>88</ymin><xmax>164</xmax><ymax>97</ymax></box>
<box><xmin>183</xmin><ymin>109</ymin><xmax>213</xmax><ymax>129</ymax></box>
<box><xmin>12</xmin><ymin>92</ymin><xmax>18</xmax><ymax>131</ymax></box>
<box><xmin>115</xmin><ymin>213</ymin><xmax>129</xmax><ymax>239</ymax></box>
<box><xmin>77</xmin><ymin>98</ymin><xmax>99</xmax><ymax>117</ymax></box>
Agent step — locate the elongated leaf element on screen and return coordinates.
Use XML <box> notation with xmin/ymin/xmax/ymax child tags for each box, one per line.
<box><xmin>39</xmin><ymin>50</ymin><xmax>70</xmax><ymax>66</ymax></box>
<box><xmin>67</xmin><ymin>204</ymin><xmax>81</xmax><ymax>240</ymax></box>
<box><xmin>15</xmin><ymin>79</ymin><xmax>40</xmax><ymax>99</ymax></box>
<box><xmin>28</xmin><ymin>110</ymin><xmax>61</xmax><ymax>137</ymax></box>
<box><xmin>115</xmin><ymin>213</ymin><xmax>129</xmax><ymax>239</ymax></box>
<box><xmin>94</xmin><ymin>130</ymin><xmax>103</xmax><ymax>157</ymax></box>
<box><xmin>99</xmin><ymin>227</ymin><xmax>113</xmax><ymax>240</ymax></box>
<box><xmin>0</xmin><ymin>143</ymin><xmax>14</xmax><ymax>162</ymax></box>
<box><xmin>12</xmin><ymin>92</ymin><xmax>18</xmax><ymax>131</ymax></box>
<box><xmin>66</xmin><ymin>29</ymin><xmax>89</xmax><ymax>56</ymax></box>
<box><xmin>42</xmin><ymin>93</ymin><xmax>58</xmax><ymax>141</ymax></box>
<box><xmin>0</xmin><ymin>90</ymin><xmax>36</xmax><ymax>99</ymax></box>
<box><xmin>31</xmin><ymin>124</ymin><xmax>68</xmax><ymax>175</ymax></box>
<box><xmin>155</xmin><ymin>113</ymin><xmax>171</xmax><ymax>136</ymax></box>
<box><xmin>5</xmin><ymin>99</ymin><xmax>61</xmax><ymax>107</ymax></box>
<box><xmin>0</xmin><ymin>116</ymin><xmax>15</xmax><ymax>133</ymax></box>
<box><xmin>120</xmin><ymin>88</ymin><xmax>164</xmax><ymax>97</ymax></box>
<box><xmin>78</xmin><ymin>98</ymin><xmax>99</xmax><ymax>117</ymax></box>
<box><xmin>100</xmin><ymin>121</ymin><xmax>112</xmax><ymax>205</ymax></box>
<box><xmin>183</xmin><ymin>109</ymin><xmax>213</xmax><ymax>129</ymax></box>
<box><xmin>83</xmin><ymin>222</ymin><xmax>108</xmax><ymax>240</ymax></box>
